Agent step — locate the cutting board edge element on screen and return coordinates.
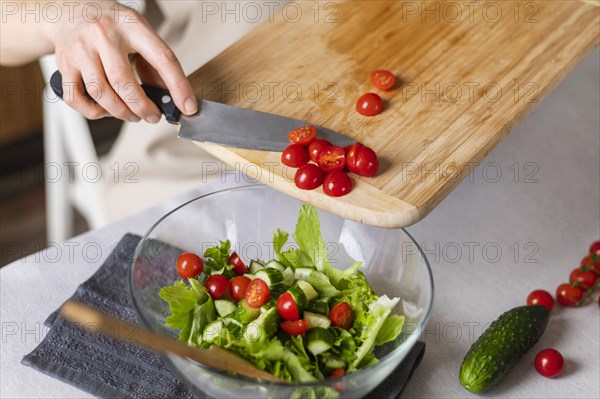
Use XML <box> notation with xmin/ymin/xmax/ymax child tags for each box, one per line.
<box><xmin>192</xmin><ymin>142</ymin><xmax>423</xmax><ymax>229</ymax></box>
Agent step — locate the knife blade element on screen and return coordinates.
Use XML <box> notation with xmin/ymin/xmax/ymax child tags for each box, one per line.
<box><xmin>50</xmin><ymin>71</ymin><xmax>355</xmax><ymax>152</ymax></box>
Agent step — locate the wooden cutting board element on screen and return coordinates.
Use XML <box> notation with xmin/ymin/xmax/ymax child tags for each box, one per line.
<box><xmin>187</xmin><ymin>0</ymin><xmax>599</xmax><ymax>228</ymax></box>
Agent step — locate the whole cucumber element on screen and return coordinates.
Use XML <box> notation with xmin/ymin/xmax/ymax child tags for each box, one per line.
<box><xmin>459</xmin><ymin>305</ymin><xmax>549</xmax><ymax>393</ymax></box>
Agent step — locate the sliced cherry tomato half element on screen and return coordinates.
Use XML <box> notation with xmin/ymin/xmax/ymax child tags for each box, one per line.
<box><xmin>288</xmin><ymin>126</ymin><xmax>317</xmax><ymax>146</ymax></box>
<box><xmin>281</xmin><ymin>144</ymin><xmax>309</xmax><ymax>168</ymax></box>
<box><xmin>276</xmin><ymin>292</ymin><xmax>300</xmax><ymax>321</ymax></box>
<box><xmin>569</xmin><ymin>267</ymin><xmax>598</xmax><ymax>290</ymax></box>
<box><xmin>308</xmin><ymin>139</ymin><xmax>332</xmax><ymax>163</ymax></box>
<box><xmin>356</xmin><ymin>93</ymin><xmax>383</xmax><ymax>117</ymax></box>
<box><xmin>556</xmin><ymin>283</ymin><xmax>585</xmax><ymax>307</ymax></box>
<box><xmin>346</xmin><ymin>144</ymin><xmax>379</xmax><ymax>177</ymax></box>
<box><xmin>229</xmin><ymin>276</ymin><xmax>251</xmax><ymax>302</ymax></box>
<box><xmin>535</xmin><ymin>348</ymin><xmax>564</xmax><ymax>378</ymax></box>
<box><xmin>345</xmin><ymin>143</ymin><xmax>363</xmax><ymax>172</ymax></box>
<box><xmin>245</xmin><ymin>279</ymin><xmax>270</xmax><ymax>307</ymax></box>
<box><xmin>330</xmin><ymin>368</ymin><xmax>345</xmax><ymax>378</ymax></box>
<box><xmin>329</xmin><ymin>302</ymin><xmax>354</xmax><ymax>329</ymax></box>
<box><xmin>229</xmin><ymin>251</ymin><xmax>247</xmax><ymax>275</ymax></box>
<box><xmin>280</xmin><ymin>320</ymin><xmax>308</xmax><ymax>336</ymax></box>
<box><xmin>176</xmin><ymin>252</ymin><xmax>204</xmax><ymax>279</ymax></box>
<box><xmin>323</xmin><ymin>171</ymin><xmax>353</xmax><ymax>197</ymax></box>
<box><xmin>526</xmin><ymin>289</ymin><xmax>554</xmax><ymax>312</ymax></box>
<box><xmin>294</xmin><ymin>164</ymin><xmax>325</xmax><ymax>190</ymax></box>
<box><xmin>205</xmin><ymin>274</ymin><xmax>229</xmax><ymax>300</ymax></box>
<box><xmin>370</xmin><ymin>70</ymin><xmax>396</xmax><ymax>91</ymax></box>
<box><xmin>317</xmin><ymin>146</ymin><xmax>346</xmax><ymax>173</ymax></box>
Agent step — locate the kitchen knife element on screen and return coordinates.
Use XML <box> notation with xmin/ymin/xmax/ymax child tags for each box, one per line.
<box><xmin>50</xmin><ymin>71</ymin><xmax>355</xmax><ymax>152</ymax></box>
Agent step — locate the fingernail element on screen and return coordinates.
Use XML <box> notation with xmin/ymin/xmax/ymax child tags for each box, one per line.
<box><xmin>145</xmin><ymin>114</ymin><xmax>160</xmax><ymax>124</ymax></box>
<box><xmin>184</xmin><ymin>97</ymin><xmax>198</xmax><ymax>114</ymax></box>
<box><xmin>128</xmin><ymin>115</ymin><xmax>141</xmax><ymax>122</ymax></box>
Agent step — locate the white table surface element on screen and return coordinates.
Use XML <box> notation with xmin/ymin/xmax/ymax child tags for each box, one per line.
<box><xmin>2</xmin><ymin>50</ymin><xmax>599</xmax><ymax>399</ymax></box>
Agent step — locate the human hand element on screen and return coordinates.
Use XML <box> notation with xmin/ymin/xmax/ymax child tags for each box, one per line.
<box><xmin>49</xmin><ymin>1</ymin><xmax>197</xmax><ymax>122</ymax></box>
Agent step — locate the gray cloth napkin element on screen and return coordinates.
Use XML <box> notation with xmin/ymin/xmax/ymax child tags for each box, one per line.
<box><xmin>22</xmin><ymin>233</ymin><xmax>424</xmax><ymax>399</ymax></box>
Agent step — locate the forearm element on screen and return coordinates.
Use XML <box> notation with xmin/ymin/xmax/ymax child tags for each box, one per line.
<box><xmin>0</xmin><ymin>0</ymin><xmax>57</xmax><ymax>66</ymax></box>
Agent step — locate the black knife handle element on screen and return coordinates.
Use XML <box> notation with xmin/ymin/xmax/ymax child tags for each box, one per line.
<box><xmin>50</xmin><ymin>70</ymin><xmax>181</xmax><ymax>124</ymax></box>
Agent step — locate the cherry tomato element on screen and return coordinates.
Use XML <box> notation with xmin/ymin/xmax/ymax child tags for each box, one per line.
<box><xmin>345</xmin><ymin>143</ymin><xmax>362</xmax><ymax>172</ymax></box>
<box><xmin>308</xmin><ymin>139</ymin><xmax>332</xmax><ymax>163</ymax></box>
<box><xmin>589</xmin><ymin>240</ymin><xmax>600</xmax><ymax>257</ymax></box>
<box><xmin>356</xmin><ymin>93</ymin><xmax>383</xmax><ymax>117</ymax></box>
<box><xmin>281</xmin><ymin>144</ymin><xmax>309</xmax><ymax>168</ymax></box>
<box><xmin>535</xmin><ymin>348</ymin><xmax>564</xmax><ymax>378</ymax></box>
<box><xmin>245</xmin><ymin>279</ymin><xmax>270</xmax><ymax>307</ymax></box>
<box><xmin>276</xmin><ymin>292</ymin><xmax>299</xmax><ymax>321</ymax></box>
<box><xmin>294</xmin><ymin>164</ymin><xmax>325</xmax><ymax>190</ymax></box>
<box><xmin>317</xmin><ymin>146</ymin><xmax>346</xmax><ymax>173</ymax></box>
<box><xmin>329</xmin><ymin>302</ymin><xmax>354</xmax><ymax>329</ymax></box>
<box><xmin>556</xmin><ymin>283</ymin><xmax>585</xmax><ymax>307</ymax></box>
<box><xmin>280</xmin><ymin>320</ymin><xmax>308</xmax><ymax>336</ymax></box>
<box><xmin>569</xmin><ymin>268</ymin><xmax>598</xmax><ymax>290</ymax></box>
<box><xmin>205</xmin><ymin>274</ymin><xmax>229</xmax><ymax>299</ymax></box>
<box><xmin>176</xmin><ymin>252</ymin><xmax>203</xmax><ymax>279</ymax></box>
<box><xmin>228</xmin><ymin>251</ymin><xmax>247</xmax><ymax>275</ymax></box>
<box><xmin>346</xmin><ymin>144</ymin><xmax>379</xmax><ymax>177</ymax></box>
<box><xmin>288</xmin><ymin>126</ymin><xmax>317</xmax><ymax>146</ymax></box>
<box><xmin>370</xmin><ymin>70</ymin><xmax>396</xmax><ymax>91</ymax></box>
<box><xmin>229</xmin><ymin>276</ymin><xmax>251</xmax><ymax>302</ymax></box>
<box><xmin>323</xmin><ymin>171</ymin><xmax>353</xmax><ymax>197</ymax></box>
<box><xmin>330</xmin><ymin>367</ymin><xmax>346</xmax><ymax>391</ymax></box>
<box><xmin>330</xmin><ymin>368</ymin><xmax>345</xmax><ymax>378</ymax></box>
<box><xmin>526</xmin><ymin>290</ymin><xmax>554</xmax><ymax>312</ymax></box>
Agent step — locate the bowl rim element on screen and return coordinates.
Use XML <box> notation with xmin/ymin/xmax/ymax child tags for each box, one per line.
<box><xmin>129</xmin><ymin>184</ymin><xmax>434</xmax><ymax>389</ymax></box>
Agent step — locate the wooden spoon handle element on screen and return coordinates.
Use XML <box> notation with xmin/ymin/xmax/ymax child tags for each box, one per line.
<box><xmin>59</xmin><ymin>300</ymin><xmax>279</xmax><ymax>382</ymax></box>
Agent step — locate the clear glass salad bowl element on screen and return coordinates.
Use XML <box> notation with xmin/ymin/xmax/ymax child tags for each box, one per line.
<box><xmin>129</xmin><ymin>185</ymin><xmax>433</xmax><ymax>399</ymax></box>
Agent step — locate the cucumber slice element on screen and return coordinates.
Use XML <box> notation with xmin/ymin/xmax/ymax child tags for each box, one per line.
<box><xmin>260</xmin><ymin>297</ymin><xmax>277</xmax><ymax>313</ymax></box>
<box><xmin>270</xmin><ymin>282</ymin><xmax>288</xmax><ymax>299</ymax></box>
<box><xmin>255</xmin><ymin>268</ymin><xmax>284</xmax><ymax>287</ymax></box>
<box><xmin>304</xmin><ymin>311</ymin><xmax>331</xmax><ymax>329</ymax></box>
<box><xmin>306</xmin><ymin>300</ymin><xmax>329</xmax><ymax>315</ymax></box>
<box><xmin>244</xmin><ymin>307</ymin><xmax>280</xmax><ymax>344</ymax></box>
<box><xmin>203</xmin><ymin>320</ymin><xmax>227</xmax><ymax>344</ymax></box>
<box><xmin>282</xmin><ymin>267</ymin><xmax>295</xmax><ymax>286</ymax></box>
<box><xmin>294</xmin><ymin>268</ymin><xmax>313</xmax><ymax>281</ymax></box>
<box><xmin>287</xmin><ymin>284</ymin><xmax>308</xmax><ymax>310</ymax></box>
<box><xmin>297</xmin><ymin>280</ymin><xmax>318</xmax><ymax>301</ymax></box>
<box><xmin>265</xmin><ymin>259</ymin><xmax>285</xmax><ymax>272</ymax></box>
<box><xmin>325</xmin><ymin>356</ymin><xmax>346</xmax><ymax>370</ymax></box>
<box><xmin>214</xmin><ymin>299</ymin><xmax>237</xmax><ymax>317</ymax></box>
<box><xmin>233</xmin><ymin>299</ymin><xmax>260</xmax><ymax>323</ymax></box>
<box><xmin>243</xmin><ymin>273</ymin><xmax>256</xmax><ymax>280</ymax></box>
<box><xmin>305</xmin><ymin>327</ymin><xmax>334</xmax><ymax>355</ymax></box>
<box><xmin>249</xmin><ymin>260</ymin><xmax>265</xmax><ymax>274</ymax></box>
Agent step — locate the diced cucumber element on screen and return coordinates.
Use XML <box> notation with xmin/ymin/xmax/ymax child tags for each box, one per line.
<box><xmin>244</xmin><ymin>307</ymin><xmax>280</xmax><ymax>344</ymax></box>
<box><xmin>214</xmin><ymin>299</ymin><xmax>237</xmax><ymax>317</ymax></box>
<box><xmin>287</xmin><ymin>284</ymin><xmax>308</xmax><ymax>310</ymax></box>
<box><xmin>265</xmin><ymin>259</ymin><xmax>285</xmax><ymax>272</ymax></box>
<box><xmin>294</xmin><ymin>268</ymin><xmax>313</xmax><ymax>281</ymax></box>
<box><xmin>306</xmin><ymin>300</ymin><xmax>329</xmax><ymax>315</ymax></box>
<box><xmin>255</xmin><ymin>268</ymin><xmax>284</xmax><ymax>287</ymax></box>
<box><xmin>269</xmin><ymin>283</ymin><xmax>288</xmax><ymax>299</ymax></box>
<box><xmin>305</xmin><ymin>327</ymin><xmax>334</xmax><ymax>355</ymax></box>
<box><xmin>282</xmin><ymin>267</ymin><xmax>295</xmax><ymax>286</ymax></box>
<box><xmin>325</xmin><ymin>356</ymin><xmax>346</xmax><ymax>370</ymax></box>
<box><xmin>233</xmin><ymin>299</ymin><xmax>260</xmax><ymax>323</ymax></box>
<box><xmin>243</xmin><ymin>273</ymin><xmax>256</xmax><ymax>280</ymax></box>
<box><xmin>260</xmin><ymin>298</ymin><xmax>277</xmax><ymax>313</ymax></box>
<box><xmin>297</xmin><ymin>280</ymin><xmax>318</xmax><ymax>301</ymax></box>
<box><xmin>249</xmin><ymin>260</ymin><xmax>265</xmax><ymax>274</ymax></box>
<box><xmin>203</xmin><ymin>320</ymin><xmax>227</xmax><ymax>344</ymax></box>
<box><xmin>304</xmin><ymin>311</ymin><xmax>331</xmax><ymax>329</ymax></box>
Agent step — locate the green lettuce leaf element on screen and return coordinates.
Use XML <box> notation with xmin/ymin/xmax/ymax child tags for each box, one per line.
<box><xmin>375</xmin><ymin>314</ymin><xmax>405</xmax><ymax>346</ymax></box>
<box><xmin>203</xmin><ymin>240</ymin><xmax>235</xmax><ymax>277</ymax></box>
<box><xmin>159</xmin><ymin>279</ymin><xmax>216</xmax><ymax>345</ymax></box>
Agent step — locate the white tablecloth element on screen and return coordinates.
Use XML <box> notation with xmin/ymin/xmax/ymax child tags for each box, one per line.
<box><xmin>2</xmin><ymin>50</ymin><xmax>599</xmax><ymax>398</ymax></box>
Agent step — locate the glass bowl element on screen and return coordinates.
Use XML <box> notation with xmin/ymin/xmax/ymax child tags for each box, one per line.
<box><xmin>129</xmin><ymin>185</ymin><xmax>433</xmax><ymax>399</ymax></box>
